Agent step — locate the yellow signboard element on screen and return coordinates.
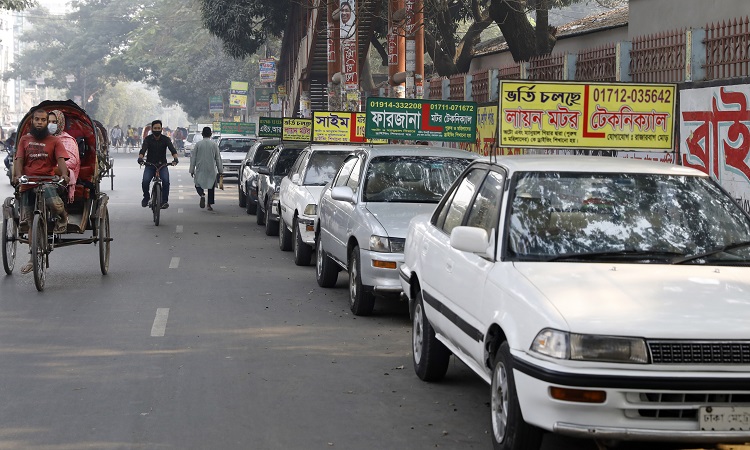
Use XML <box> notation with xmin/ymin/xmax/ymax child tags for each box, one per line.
<box><xmin>229</xmin><ymin>81</ymin><xmax>248</xmax><ymax>109</ymax></box>
<box><xmin>312</xmin><ymin>112</ymin><xmax>387</xmax><ymax>144</ymax></box>
<box><xmin>282</xmin><ymin>118</ymin><xmax>312</xmax><ymax>142</ymax></box>
<box><xmin>460</xmin><ymin>104</ymin><xmax>499</xmax><ymax>156</ymax></box>
<box><xmin>499</xmin><ymin>81</ymin><xmax>676</xmax><ymax>150</ymax></box>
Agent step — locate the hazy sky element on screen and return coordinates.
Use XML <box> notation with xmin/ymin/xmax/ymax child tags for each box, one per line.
<box><xmin>36</xmin><ymin>0</ymin><xmax>70</xmax><ymax>14</ymax></box>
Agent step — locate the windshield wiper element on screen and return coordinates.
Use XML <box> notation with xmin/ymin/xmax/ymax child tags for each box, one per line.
<box><xmin>672</xmin><ymin>241</ymin><xmax>750</xmax><ymax>264</ymax></box>
<box><xmin>547</xmin><ymin>249</ymin><xmax>685</xmax><ymax>262</ymax></box>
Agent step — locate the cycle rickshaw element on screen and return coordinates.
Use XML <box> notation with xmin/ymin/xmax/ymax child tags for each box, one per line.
<box><xmin>2</xmin><ymin>100</ymin><xmax>112</xmax><ymax>291</ymax></box>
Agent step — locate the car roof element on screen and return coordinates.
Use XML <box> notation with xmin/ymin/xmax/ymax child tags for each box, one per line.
<box><xmin>307</xmin><ymin>144</ymin><xmax>359</xmax><ymax>152</ymax></box>
<box><xmin>358</xmin><ymin>144</ymin><xmax>479</xmax><ymax>159</ymax></box>
<box><xmin>219</xmin><ymin>135</ymin><xmax>255</xmax><ymax>140</ymax></box>
<box><xmin>478</xmin><ymin>155</ymin><xmax>707</xmax><ymax>176</ymax></box>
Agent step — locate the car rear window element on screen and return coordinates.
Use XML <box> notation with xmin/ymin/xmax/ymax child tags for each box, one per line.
<box><xmin>220</xmin><ymin>139</ymin><xmax>255</xmax><ymax>153</ymax></box>
<box><xmin>363</xmin><ymin>156</ymin><xmax>471</xmax><ymax>203</ymax></box>
<box><xmin>303</xmin><ymin>151</ymin><xmax>351</xmax><ymax>186</ymax></box>
<box><xmin>253</xmin><ymin>145</ymin><xmax>276</xmax><ymax>165</ymax></box>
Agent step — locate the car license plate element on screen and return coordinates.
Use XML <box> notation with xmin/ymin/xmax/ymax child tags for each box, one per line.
<box><xmin>699</xmin><ymin>406</ymin><xmax>750</xmax><ymax>431</ymax></box>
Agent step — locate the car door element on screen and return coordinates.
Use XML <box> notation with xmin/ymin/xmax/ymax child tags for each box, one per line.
<box><xmin>319</xmin><ymin>155</ymin><xmax>358</xmax><ymax>265</ymax></box>
<box><xmin>281</xmin><ymin>150</ymin><xmax>309</xmax><ymax>226</ymax></box>
<box><xmin>329</xmin><ymin>156</ymin><xmax>363</xmax><ymax>265</ymax></box>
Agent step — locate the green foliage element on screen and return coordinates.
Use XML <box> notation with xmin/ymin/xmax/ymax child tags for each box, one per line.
<box><xmin>0</xmin><ymin>0</ymin><xmax>35</xmax><ymax>11</ymax></box>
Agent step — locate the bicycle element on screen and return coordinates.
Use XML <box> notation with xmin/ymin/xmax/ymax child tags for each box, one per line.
<box><xmin>140</xmin><ymin>161</ymin><xmax>175</xmax><ymax>226</ymax></box>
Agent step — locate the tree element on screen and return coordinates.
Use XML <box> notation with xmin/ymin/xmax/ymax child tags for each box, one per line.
<box><xmin>1</xmin><ymin>0</ymin><xmax>35</xmax><ymax>10</ymax></box>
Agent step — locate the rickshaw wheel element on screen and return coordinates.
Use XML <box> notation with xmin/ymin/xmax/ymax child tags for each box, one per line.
<box><xmin>31</xmin><ymin>214</ymin><xmax>46</xmax><ymax>291</ymax></box>
<box><xmin>98</xmin><ymin>207</ymin><xmax>110</xmax><ymax>275</ymax></box>
<box><xmin>2</xmin><ymin>216</ymin><xmax>17</xmax><ymax>274</ymax></box>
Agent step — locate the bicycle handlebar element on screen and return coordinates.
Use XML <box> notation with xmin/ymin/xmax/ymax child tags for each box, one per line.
<box><xmin>18</xmin><ymin>175</ymin><xmax>67</xmax><ymax>186</ymax></box>
<box><xmin>139</xmin><ymin>160</ymin><xmax>177</xmax><ymax>169</ymax></box>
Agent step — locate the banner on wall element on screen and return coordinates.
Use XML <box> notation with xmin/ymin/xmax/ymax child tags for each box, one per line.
<box><xmin>680</xmin><ymin>83</ymin><xmax>750</xmax><ymax>211</ymax></box>
<box><xmin>499</xmin><ymin>81</ymin><xmax>676</xmax><ymax>150</ymax></box>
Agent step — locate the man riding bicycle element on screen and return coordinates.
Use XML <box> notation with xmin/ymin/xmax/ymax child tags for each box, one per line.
<box><xmin>138</xmin><ymin>119</ymin><xmax>178</xmax><ymax>209</ymax></box>
<box><xmin>12</xmin><ymin>108</ymin><xmax>70</xmax><ymax>274</ymax></box>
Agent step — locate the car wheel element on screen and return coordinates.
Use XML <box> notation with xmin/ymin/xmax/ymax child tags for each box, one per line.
<box><xmin>238</xmin><ymin>179</ymin><xmax>247</xmax><ymax>207</ymax></box>
<box><xmin>256</xmin><ymin>197</ymin><xmax>265</xmax><ymax>225</ymax></box>
<box><xmin>279</xmin><ymin>217</ymin><xmax>292</xmax><ymax>251</ymax></box>
<box><xmin>264</xmin><ymin>199</ymin><xmax>278</xmax><ymax>236</ymax></box>
<box><xmin>293</xmin><ymin>218</ymin><xmax>313</xmax><ymax>266</ymax></box>
<box><xmin>412</xmin><ymin>286</ymin><xmax>450</xmax><ymax>381</ymax></box>
<box><xmin>348</xmin><ymin>245</ymin><xmax>375</xmax><ymax>316</ymax></box>
<box><xmin>315</xmin><ymin>232</ymin><xmax>338</xmax><ymax>288</ymax></box>
<box><xmin>491</xmin><ymin>342</ymin><xmax>543</xmax><ymax>450</ymax></box>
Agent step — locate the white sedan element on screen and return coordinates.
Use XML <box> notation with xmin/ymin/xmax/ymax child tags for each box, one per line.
<box><xmin>278</xmin><ymin>144</ymin><xmax>354</xmax><ymax>266</ymax></box>
<box><xmin>400</xmin><ymin>156</ymin><xmax>750</xmax><ymax>449</ymax></box>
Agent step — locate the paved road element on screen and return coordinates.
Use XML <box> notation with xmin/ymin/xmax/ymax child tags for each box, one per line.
<box><xmin>0</xmin><ymin>151</ymin><xmax>713</xmax><ymax>450</ymax></box>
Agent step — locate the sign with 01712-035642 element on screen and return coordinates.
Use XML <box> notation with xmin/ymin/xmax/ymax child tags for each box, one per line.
<box><xmin>699</xmin><ymin>406</ymin><xmax>750</xmax><ymax>431</ymax></box>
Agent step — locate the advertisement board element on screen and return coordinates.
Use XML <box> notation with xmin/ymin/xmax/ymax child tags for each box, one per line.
<box><xmin>258</xmin><ymin>117</ymin><xmax>283</xmax><ymax>138</ymax></box>
<box><xmin>364</xmin><ymin>98</ymin><xmax>477</xmax><ymax>142</ymax></box>
<box><xmin>209</xmin><ymin>96</ymin><xmax>224</xmax><ymax>114</ymax></box>
<box><xmin>312</xmin><ymin>112</ymin><xmax>388</xmax><ymax>143</ymax></box>
<box><xmin>219</xmin><ymin>121</ymin><xmax>256</xmax><ymax>135</ymax></box>
<box><xmin>229</xmin><ymin>81</ymin><xmax>248</xmax><ymax>109</ymax></box>
<box><xmin>255</xmin><ymin>87</ymin><xmax>275</xmax><ymax>112</ymax></box>
<box><xmin>259</xmin><ymin>58</ymin><xmax>277</xmax><ymax>84</ymax></box>
<box><xmin>282</xmin><ymin>118</ymin><xmax>312</xmax><ymax>142</ymax></box>
<box><xmin>499</xmin><ymin>81</ymin><xmax>676</xmax><ymax>150</ymax></box>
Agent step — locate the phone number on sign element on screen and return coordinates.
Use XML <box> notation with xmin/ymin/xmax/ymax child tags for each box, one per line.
<box><xmin>592</xmin><ymin>87</ymin><xmax>673</xmax><ymax>104</ymax></box>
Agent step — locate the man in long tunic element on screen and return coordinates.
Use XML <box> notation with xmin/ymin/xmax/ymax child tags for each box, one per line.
<box><xmin>189</xmin><ymin>127</ymin><xmax>223</xmax><ymax>211</ymax></box>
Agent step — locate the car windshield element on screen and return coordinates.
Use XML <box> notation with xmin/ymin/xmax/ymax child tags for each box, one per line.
<box><xmin>252</xmin><ymin>145</ymin><xmax>276</xmax><ymax>165</ymax></box>
<box><xmin>273</xmin><ymin>148</ymin><xmax>305</xmax><ymax>176</ymax></box>
<box><xmin>219</xmin><ymin>139</ymin><xmax>254</xmax><ymax>153</ymax></box>
<box><xmin>507</xmin><ymin>172</ymin><xmax>750</xmax><ymax>264</ymax></box>
<box><xmin>363</xmin><ymin>156</ymin><xmax>472</xmax><ymax>203</ymax></box>
<box><xmin>303</xmin><ymin>151</ymin><xmax>350</xmax><ymax>186</ymax></box>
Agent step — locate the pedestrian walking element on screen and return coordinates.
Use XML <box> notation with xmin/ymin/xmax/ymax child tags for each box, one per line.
<box><xmin>189</xmin><ymin>127</ymin><xmax>223</xmax><ymax>211</ymax></box>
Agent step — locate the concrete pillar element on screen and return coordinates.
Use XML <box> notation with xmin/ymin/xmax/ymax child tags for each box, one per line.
<box><xmin>564</xmin><ymin>54</ymin><xmax>577</xmax><ymax>80</ymax></box>
<box><xmin>488</xmin><ymin>69</ymin><xmax>499</xmax><ymax>101</ymax></box>
<box><xmin>686</xmin><ymin>28</ymin><xmax>706</xmax><ymax>82</ymax></box>
<box><xmin>616</xmin><ymin>41</ymin><xmax>632</xmax><ymax>82</ymax></box>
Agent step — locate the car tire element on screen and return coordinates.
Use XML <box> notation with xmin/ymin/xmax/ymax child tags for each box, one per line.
<box><xmin>256</xmin><ymin>197</ymin><xmax>265</xmax><ymax>225</ymax></box>
<box><xmin>315</xmin><ymin>232</ymin><xmax>338</xmax><ymax>288</ymax></box>
<box><xmin>264</xmin><ymin>199</ymin><xmax>278</xmax><ymax>236</ymax></box>
<box><xmin>491</xmin><ymin>342</ymin><xmax>543</xmax><ymax>450</ymax></box>
<box><xmin>238</xmin><ymin>179</ymin><xmax>247</xmax><ymax>207</ymax></box>
<box><xmin>412</xmin><ymin>286</ymin><xmax>451</xmax><ymax>381</ymax></box>
<box><xmin>279</xmin><ymin>217</ymin><xmax>292</xmax><ymax>251</ymax></box>
<box><xmin>348</xmin><ymin>245</ymin><xmax>375</xmax><ymax>316</ymax></box>
<box><xmin>293</xmin><ymin>218</ymin><xmax>313</xmax><ymax>266</ymax></box>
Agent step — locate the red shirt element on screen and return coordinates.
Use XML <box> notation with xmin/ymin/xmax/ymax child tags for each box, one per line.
<box><xmin>16</xmin><ymin>133</ymin><xmax>68</xmax><ymax>191</ymax></box>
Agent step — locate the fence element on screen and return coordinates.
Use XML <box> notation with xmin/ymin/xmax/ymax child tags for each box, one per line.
<box><xmin>528</xmin><ymin>52</ymin><xmax>567</xmax><ymax>80</ymax></box>
<box><xmin>705</xmin><ymin>17</ymin><xmax>750</xmax><ymax>80</ymax></box>
<box><xmin>576</xmin><ymin>44</ymin><xmax>617</xmax><ymax>82</ymax></box>
<box><xmin>630</xmin><ymin>29</ymin><xmax>686</xmax><ymax>83</ymax></box>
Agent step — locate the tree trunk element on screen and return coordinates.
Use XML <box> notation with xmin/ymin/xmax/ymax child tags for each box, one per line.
<box><xmin>488</xmin><ymin>0</ymin><xmax>555</xmax><ymax>62</ymax></box>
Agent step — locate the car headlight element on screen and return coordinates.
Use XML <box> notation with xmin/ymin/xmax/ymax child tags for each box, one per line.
<box><xmin>370</xmin><ymin>235</ymin><xmax>392</xmax><ymax>252</ymax></box>
<box><xmin>531</xmin><ymin>329</ymin><xmax>648</xmax><ymax>364</ymax></box>
<box><xmin>222</xmin><ymin>159</ymin><xmax>229</xmax><ymax>163</ymax></box>
<box><xmin>303</xmin><ymin>204</ymin><xmax>317</xmax><ymax>215</ymax></box>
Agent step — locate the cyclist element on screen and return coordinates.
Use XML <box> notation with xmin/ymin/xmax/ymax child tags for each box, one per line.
<box><xmin>137</xmin><ymin>119</ymin><xmax>178</xmax><ymax>209</ymax></box>
<box><xmin>12</xmin><ymin>108</ymin><xmax>70</xmax><ymax>274</ymax></box>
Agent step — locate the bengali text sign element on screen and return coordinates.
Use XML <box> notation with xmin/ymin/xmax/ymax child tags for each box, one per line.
<box><xmin>258</xmin><ymin>117</ymin><xmax>283</xmax><ymax>138</ymax></box>
<box><xmin>365</xmin><ymin>98</ymin><xmax>477</xmax><ymax>142</ymax></box>
<box><xmin>312</xmin><ymin>112</ymin><xmax>387</xmax><ymax>143</ymax></box>
<box><xmin>499</xmin><ymin>81</ymin><xmax>676</xmax><ymax>150</ymax></box>
<box><xmin>282</xmin><ymin>118</ymin><xmax>312</xmax><ymax>142</ymax></box>
<box><xmin>220</xmin><ymin>121</ymin><xmax>256</xmax><ymax>136</ymax></box>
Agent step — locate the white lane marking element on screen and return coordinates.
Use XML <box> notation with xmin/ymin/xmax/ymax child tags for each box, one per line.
<box><xmin>169</xmin><ymin>257</ymin><xmax>180</xmax><ymax>269</ymax></box>
<box><xmin>176</xmin><ymin>225</ymin><xmax>183</xmax><ymax>233</ymax></box>
<box><xmin>179</xmin><ymin>189</ymin><xmax>184</xmax><ymax>193</ymax></box>
<box><xmin>178</xmin><ymin>208</ymin><xmax>184</xmax><ymax>214</ymax></box>
<box><xmin>179</xmin><ymin>196</ymin><xmax>185</xmax><ymax>200</ymax></box>
<box><xmin>151</xmin><ymin>308</ymin><xmax>169</xmax><ymax>337</ymax></box>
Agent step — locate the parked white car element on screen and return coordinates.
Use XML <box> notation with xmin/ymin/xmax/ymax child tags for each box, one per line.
<box><xmin>316</xmin><ymin>145</ymin><xmax>478</xmax><ymax>316</ymax></box>
<box><xmin>278</xmin><ymin>144</ymin><xmax>354</xmax><ymax>266</ymax></box>
<box><xmin>217</xmin><ymin>135</ymin><xmax>255</xmax><ymax>177</ymax></box>
<box><xmin>400</xmin><ymin>155</ymin><xmax>750</xmax><ymax>449</ymax></box>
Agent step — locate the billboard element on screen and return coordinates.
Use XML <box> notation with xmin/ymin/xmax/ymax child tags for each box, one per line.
<box><xmin>282</xmin><ymin>118</ymin><xmax>312</xmax><ymax>141</ymax></box>
<box><xmin>365</xmin><ymin>98</ymin><xmax>477</xmax><ymax>142</ymax></box>
<box><xmin>259</xmin><ymin>58</ymin><xmax>277</xmax><ymax>84</ymax></box>
<box><xmin>312</xmin><ymin>111</ymin><xmax>387</xmax><ymax>143</ymax></box>
<box><xmin>229</xmin><ymin>81</ymin><xmax>248</xmax><ymax>109</ymax></box>
<box><xmin>499</xmin><ymin>81</ymin><xmax>676</xmax><ymax>150</ymax></box>
<box><xmin>258</xmin><ymin>117</ymin><xmax>283</xmax><ymax>138</ymax></box>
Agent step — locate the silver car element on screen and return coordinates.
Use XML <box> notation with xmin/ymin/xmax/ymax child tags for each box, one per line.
<box><xmin>315</xmin><ymin>145</ymin><xmax>478</xmax><ymax>316</ymax></box>
<box><xmin>217</xmin><ymin>136</ymin><xmax>256</xmax><ymax>177</ymax></box>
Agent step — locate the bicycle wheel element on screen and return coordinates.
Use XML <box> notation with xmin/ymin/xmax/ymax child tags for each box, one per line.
<box><xmin>31</xmin><ymin>214</ymin><xmax>46</xmax><ymax>291</ymax></box>
<box><xmin>2</xmin><ymin>216</ymin><xmax>17</xmax><ymax>274</ymax></box>
<box><xmin>152</xmin><ymin>182</ymin><xmax>162</xmax><ymax>226</ymax></box>
<box><xmin>98</xmin><ymin>206</ymin><xmax>110</xmax><ymax>275</ymax></box>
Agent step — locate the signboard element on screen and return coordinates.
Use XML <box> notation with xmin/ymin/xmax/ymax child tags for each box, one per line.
<box><xmin>340</xmin><ymin>0</ymin><xmax>358</xmax><ymax>90</ymax></box>
<box><xmin>219</xmin><ymin>121</ymin><xmax>256</xmax><ymax>135</ymax></box>
<box><xmin>209</xmin><ymin>96</ymin><xmax>223</xmax><ymax>114</ymax></box>
<box><xmin>680</xmin><ymin>84</ymin><xmax>750</xmax><ymax>212</ymax></box>
<box><xmin>258</xmin><ymin>117</ymin><xmax>283</xmax><ymax>138</ymax></box>
<box><xmin>313</xmin><ymin>111</ymin><xmax>387</xmax><ymax>143</ymax></box>
<box><xmin>459</xmin><ymin>104</ymin><xmax>498</xmax><ymax>156</ymax></box>
<box><xmin>255</xmin><ymin>87</ymin><xmax>275</xmax><ymax>112</ymax></box>
<box><xmin>282</xmin><ymin>118</ymin><xmax>312</xmax><ymax>142</ymax></box>
<box><xmin>229</xmin><ymin>81</ymin><xmax>248</xmax><ymax>109</ymax></box>
<box><xmin>259</xmin><ymin>58</ymin><xmax>277</xmax><ymax>84</ymax></box>
<box><xmin>365</xmin><ymin>98</ymin><xmax>477</xmax><ymax>142</ymax></box>
<box><xmin>499</xmin><ymin>81</ymin><xmax>676</xmax><ymax>150</ymax></box>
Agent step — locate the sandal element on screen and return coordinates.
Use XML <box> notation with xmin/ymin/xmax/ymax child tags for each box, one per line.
<box><xmin>21</xmin><ymin>262</ymin><xmax>33</xmax><ymax>274</ymax></box>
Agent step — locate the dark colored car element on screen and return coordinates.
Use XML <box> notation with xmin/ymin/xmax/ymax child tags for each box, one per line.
<box><xmin>255</xmin><ymin>142</ymin><xmax>307</xmax><ymax>236</ymax></box>
<box><xmin>238</xmin><ymin>139</ymin><xmax>278</xmax><ymax>214</ymax></box>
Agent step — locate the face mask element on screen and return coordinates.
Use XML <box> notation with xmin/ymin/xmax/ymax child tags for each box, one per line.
<box><xmin>152</xmin><ymin>130</ymin><xmax>162</xmax><ymax>136</ymax></box>
<box><xmin>47</xmin><ymin>123</ymin><xmax>58</xmax><ymax>134</ymax></box>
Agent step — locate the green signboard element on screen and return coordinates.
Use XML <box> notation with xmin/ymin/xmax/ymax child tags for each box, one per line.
<box><xmin>365</xmin><ymin>98</ymin><xmax>477</xmax><ymax>142</ymax></box>
<box><xmin>219</xmin><ymin>121</ymin><xmax>256</xmax><ymax>135</ymax></box>
<box><xmin>258</xmin><ymin>117</ymin><xmax>283</xmax><ymax>138</ymax></box>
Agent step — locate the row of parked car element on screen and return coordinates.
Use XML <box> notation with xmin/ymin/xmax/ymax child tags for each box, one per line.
<box><xmin>230</xmin><ymin>139</ymin><xmax>750</xmax><ymax>450</ymax></box>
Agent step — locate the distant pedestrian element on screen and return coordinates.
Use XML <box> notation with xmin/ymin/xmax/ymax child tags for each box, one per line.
<box><xmin>189</xmin><ymin>127</ymin><xmax>223</xmax><ymax>211</ymax></box>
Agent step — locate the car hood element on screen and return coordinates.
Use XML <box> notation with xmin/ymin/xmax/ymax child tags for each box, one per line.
<box><xmin>220</xmin><ymin>152</ymin><xmax>244</xmax><ymax>160</ymax></box>
<box><xmin>303</xmin><ymin>186</ymin><xmax>326</xmax><ymax>204</ymax></box>
<box><xmin>365</xmin><ymin>203</ymin><xmax>437</xmax><ymax>238</ymax></box>
<box><xmin>513</xmin><ymin>262</ymin><xmax>750</xmax><ymax>339</ymax></box>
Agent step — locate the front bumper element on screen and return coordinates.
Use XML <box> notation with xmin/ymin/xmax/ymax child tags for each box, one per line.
<box><xmin>295</xmin><ymin>215</ymin><xmax>316</xmax><ymax>246</ymax></box>
<box><xmin>512</xmin><ymin>351</ymin><xmax>750</xmax><ymax>443</ymax></box>
<box><xmin>223</xmin><ymin>163</ymin><xmax>242</xmax><ymax>177</ymax></box>
<box><xmin>359</xmin><ymin>249</ymin><xmax>404</xmax><ymax>294</ymax></box>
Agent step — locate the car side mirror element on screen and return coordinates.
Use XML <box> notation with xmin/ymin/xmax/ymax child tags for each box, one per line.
<box><xmin>245</xmin><ymin>160</ymin><xmax>253</xmax><ymax>166</ymax></box>
<box><xmin>258</xmin><ymin>166</ymin><xmax>270</xmax><ymax>176</ymax></box>
<box><xmin>331</xmin><ymin>186</ymin><xmax>356</xmax><ymax>203</ymax></box>
<box><xmin>450</xmin><ymin>226</ymin><xmax>490</xmax><ymax>255</ymax></box>
<box><xmin>291</xmin><ymin>174</ymin><xmax>300</xmax><ymax>184</ymax></box>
